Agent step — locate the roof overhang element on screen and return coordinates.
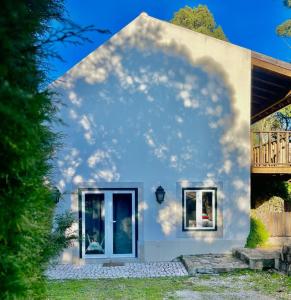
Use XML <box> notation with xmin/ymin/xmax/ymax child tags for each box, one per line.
<box><xmin>251</xmin><ymin>51</ymin><xmax>291</xmax><ymax>124</ymax></box>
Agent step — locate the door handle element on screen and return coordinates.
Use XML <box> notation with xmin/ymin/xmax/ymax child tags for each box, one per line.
<box><xmin>112</xmin><ymin>220</ymin><xmax>117</xmax><ymax>223</ymax></box>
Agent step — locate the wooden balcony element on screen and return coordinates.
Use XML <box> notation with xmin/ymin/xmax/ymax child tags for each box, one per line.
<box><xmin>252</xmin><ymin>131</ymin><xmax>291</xmax><ymax>174</ymax></box>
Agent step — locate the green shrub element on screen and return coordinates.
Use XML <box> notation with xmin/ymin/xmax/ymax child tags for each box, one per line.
<box><xmin>245</xmin><ymin>217</ymin><xmax>269</xmax><ymax>248</ymax></box>
<box><xmin>287</xmin><ymin>181</ymin><xmax>291</xmax><ymax>201</ymax></box>
<box><xmin>0</xmin><ymin>1</ymin><xmax>106</xmax><ymax>297</ymax></box>
<box><xmin>0</xmin><ymin>2</ymin><xmax>64</xmax><ymax>299</ymax></box>
<box><xmin>44</xmin><ymin>211</ymin><xmax>77</xmax><ymax>265</ymax></box>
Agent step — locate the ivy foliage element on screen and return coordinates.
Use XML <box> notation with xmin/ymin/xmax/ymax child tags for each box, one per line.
<box><xmin>245</xmin><ymin>217</ymin><xmax>269</xmax><ymax>248</ymax></box>
<box><xmin>171</xmin><ymin>5</ymin><xmax>228</xmax><ymax>41</ymax></box>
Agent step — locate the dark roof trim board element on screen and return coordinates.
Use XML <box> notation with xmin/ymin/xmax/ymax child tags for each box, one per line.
<box><xmin>252</xmin><ymin>51</ymin><xmax>291</xmax><ymax>76</ymax></box>
<box><xmin>251</xmin><ymin>52</ymin><xmax>291</xmax><ymax>123</ymax></box>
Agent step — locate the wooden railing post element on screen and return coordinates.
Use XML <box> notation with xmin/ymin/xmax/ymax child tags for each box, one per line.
<box><xmin>286</xmin><ymin>132</ymin><xmax>289</xmax><ymax>164</ymax></box>
<box><xmin>259</xmin><ymin>132</ymin><xmax>263</xmax><ymax>165</ymax></box>
<box><xmin>268</xmin><ymin>132</ymin><xmax>271</xmax><ymax>164</ymax></box>
<box><xmin>277</xmin><ymin>132</ymin><xmax>280</xmax><ymax>164</ymax></box>
<box><xmin>251</xmin><ymin>130</ymin><xmax>291</xmax><ymax>171</ymax></box>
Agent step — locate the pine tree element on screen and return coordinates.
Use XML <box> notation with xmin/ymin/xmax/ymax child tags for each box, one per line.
<box><xmin>277</xmin><ymin>0</ymin><xmax>291</xmax><ymax>37</ymax></box>
<box><xmin>171</xmin><ymin>5</ymin><xmax>228</xmax><ymax>41</ymax></box>
<box><xmin>0</xmin><ymin>1</ymin><xmax>107</xmax><ymax>298</ymax></box>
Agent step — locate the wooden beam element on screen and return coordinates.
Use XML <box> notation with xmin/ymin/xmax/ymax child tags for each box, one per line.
<box><xmin>252</xmin><ymin>76</ymin><xmax>287</xmax><ymax>89</ymax></box>
<box><xmin>252</xmin><ymin>93</ymin><xmax>274</xmax><ymax>101</ymax></box>
<box><xmin>251</xmin><ymin>92</ymin><xmax>291</xmax><ymax>123</ymax></box>
<box><xmin>253</xmin><ymin>85</ymin><xmax>280</xmax><ymax>95</ymax></box>
<box><xmin>252</xmin><ymin>166</ymin><xmax>291</xmax><ymax>174</ymax></box>
<box><xmin>252</xmin><ymin>52</ymin><xmax>291</xmax><ymax>78</ymax></box>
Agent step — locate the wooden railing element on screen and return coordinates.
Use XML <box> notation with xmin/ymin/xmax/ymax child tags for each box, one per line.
<box><xmin>252</xmin><ymin>131</ymin><xmax>291</xmax><ymax>169</ymax></box>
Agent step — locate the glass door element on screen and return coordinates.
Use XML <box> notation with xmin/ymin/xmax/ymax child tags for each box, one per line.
<box><xmin>82</xmin><ymin>192</ymin><xmax>106</xmax><ymax>258</ymax></box>
<box><xmin>82</xmin><ymin>190</ymin><xmax>135</xmax><ymax>258</ymax></box>
<box><xmin>112</xmin><ymin>192</ymin><xmax>135</xmax><ymax>257</ymax></box>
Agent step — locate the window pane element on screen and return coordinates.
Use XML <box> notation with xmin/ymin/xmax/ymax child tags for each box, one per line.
<box><xmin>85</xmin><ymin>193</ymin><xmax>105</xmax><ymax>254</ymax></box>
<box><xmin>113</xmin><ymin>193</ymin><xmax>132</xmax><ymax>254</ymax></box>
<box><xmin>185</xmin><ymin>191</ymin><xmax>197</xmax><ymax>228</ymax></box>
<box><xmin>202</xmin><ymin>191</ymin><xmax>214</xmax><ymax>228</ymax></box>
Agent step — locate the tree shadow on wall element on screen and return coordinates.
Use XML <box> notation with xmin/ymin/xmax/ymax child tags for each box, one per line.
<box><xmin>52</xmin><ymin>15</ymin><xmax>250</xmax><ymax>244</ymax></box>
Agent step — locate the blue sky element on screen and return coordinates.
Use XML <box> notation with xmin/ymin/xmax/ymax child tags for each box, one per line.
<box><xmin>49</xmin><ymin>0</ymin><xmax>290</xmax><ymax>81</ymax></box>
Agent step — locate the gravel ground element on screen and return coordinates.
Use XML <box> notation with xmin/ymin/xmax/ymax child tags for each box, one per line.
<box><xmin>172</xmin><ymin>290</ymin><xmax>274</xmax><ymax>300</ymax></box>
<box><xmin>167</xmin><ymin>273</ymin><xmax>290</xmax><ymax>300</ymax></box>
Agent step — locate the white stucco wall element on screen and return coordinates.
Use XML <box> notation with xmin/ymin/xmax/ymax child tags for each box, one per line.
<box><xmin>52</xmin><ymin>13</ymin><xmax>251</xmax><ymax>263</ymax></box>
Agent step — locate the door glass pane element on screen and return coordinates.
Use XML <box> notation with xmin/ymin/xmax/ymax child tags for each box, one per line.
<box><xmin>185</xmin><ymin>191</ymin><xmax>196</xmax><ymax>228</ymax></box>
<box><xmin>202</xmin><ymin>191</ymin><xmax>214</xmax><ymax>228</ymax></box>
<box><xmin>113</xmin><ymin>193</ymin><xmax>132</xmax><ymax>254</ymax></box>
<box><xmin>85</xmin><ymin>193</ymin><xmax>105</xmax><ymax>254</ymax></box>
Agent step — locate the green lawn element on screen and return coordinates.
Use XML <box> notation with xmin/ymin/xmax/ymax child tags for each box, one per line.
<box><xmin>47</xmin><ymin>270</ymin><xmax>291</xmax><ymax>300</ymax></box>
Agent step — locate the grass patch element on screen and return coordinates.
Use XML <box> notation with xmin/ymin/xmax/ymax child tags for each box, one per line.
<box><xmin>47</xmin><ymin>277</ymin><xmax>187</xmax><ymax>300</ymax></box>
<box><xmin>47</xmin><ymin>271</ymin><xmax>291</xmax><ymax>300</ymax></box>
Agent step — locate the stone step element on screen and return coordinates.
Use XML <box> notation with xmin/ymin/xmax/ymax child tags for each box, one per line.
<box><xmin>180</xmin><ymin>254</ymin><xmax>249</xmax><ymax>275</ymax></box>
<box><xmin>232</xmin><ymin>247</ymin><xmax>281</xmax><ymax>270</ymax></box>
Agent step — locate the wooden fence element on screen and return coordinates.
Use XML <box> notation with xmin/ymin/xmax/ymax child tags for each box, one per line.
<box><xmin>255</xmin><ymin>212</ymin><xmax>291</xmax><ymax>237</ymax></box>
<box><xmin>252</xmin><ymin>131</ymin><xmax>291</xmax><ymax>167</ymax></box>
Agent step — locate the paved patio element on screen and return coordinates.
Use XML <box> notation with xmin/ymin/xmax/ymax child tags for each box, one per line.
<box><xmin>48</xmin><ymin>250</ymin><xmax>286</xmax><ymax>280</ymax></box>
<box><xmin>46</xmin><ymin>261</ymin><xmax>188</xmax><ymax>279</ymax></box>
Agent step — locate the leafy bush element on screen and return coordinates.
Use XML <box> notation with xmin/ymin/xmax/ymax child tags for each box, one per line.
<box><xmin>44</xmin><ymin>211</ymin><xmax>77</xmax><ymax>265</ymax></box>
<box><xmin>245</xmin><ymin>217</ymin><xmax>269</xmax><ymax>248</ymax></box>
<box><xmin>287</xmin><ymin>181</ymin><xmax>291</xmax><ymax>199</ymax></box>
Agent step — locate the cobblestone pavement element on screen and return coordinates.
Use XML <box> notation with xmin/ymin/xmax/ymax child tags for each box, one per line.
<box><xmin>46</xmin><ymin>262</ymin><xmax>188</xmax><ymax>279</ymax></box>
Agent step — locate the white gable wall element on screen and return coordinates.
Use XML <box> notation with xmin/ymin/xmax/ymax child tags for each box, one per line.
<box><xmin>52</xmin><ymin>13</ymin><xmax>251</xmax><ymax>263</ymax></box>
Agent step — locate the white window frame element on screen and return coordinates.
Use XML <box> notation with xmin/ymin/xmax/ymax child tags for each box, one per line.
<box><xmin>81</xmin><ymin>190</ymin><xmax>136</xmax><ymax>259</ymax></box>
<box><xmin>183</xmin><ymin>188</ymin><xmax>216</xmax><ymax>231</ymax></box>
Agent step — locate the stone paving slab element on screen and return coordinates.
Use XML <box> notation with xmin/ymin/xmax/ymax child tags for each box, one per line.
<box><xmin>46</xmin><ymin>262</ymin><xmax>188</xmax><ymax>280</ymax></box>
<box><xmin>232</xmin><ymin>248</ymin><xmax>281</xmax><ymax>270</ymax></box>
<box><xmin>180</xmin><ymin>254</ymin><xmax>249</xmax><ymax>275</ymax></box>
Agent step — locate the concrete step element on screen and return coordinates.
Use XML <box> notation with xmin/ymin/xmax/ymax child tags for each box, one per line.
<box><xmin>232</xmin><ymin>247</ymin><xmax>281</xmax><ymax>270</ymax></box>
<box><xmin>180</xmin><ymin>254</ymin><xmax>249</xmax><ymax>275</ymax></box>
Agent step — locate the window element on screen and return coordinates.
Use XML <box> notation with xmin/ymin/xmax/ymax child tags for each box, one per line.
<box><xmin>80</xmin><ymin>189</ymin><xmax>137</xmax><ymax>258</ymax></box>
<box><xmin>182</xmin><ymin>188</ymin><xmax>217</xmax><ymax>231</ymax></box>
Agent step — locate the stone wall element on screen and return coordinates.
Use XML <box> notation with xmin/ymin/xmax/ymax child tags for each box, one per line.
<box><xmin>255</xmin><ymin>196</ymin><xmax>285</xmax><ymax>213</ymax></box>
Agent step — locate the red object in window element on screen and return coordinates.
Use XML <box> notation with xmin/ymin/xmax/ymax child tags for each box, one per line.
<box><xmin>202</xmin><ymin>214</ymin><xmax>209</xmax><ymax>219</ymax></box>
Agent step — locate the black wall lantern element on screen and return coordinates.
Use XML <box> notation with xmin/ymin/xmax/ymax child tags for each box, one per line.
<box><xmin>52</xmin><ymin>186</ymin><xmax>61</xmax><ymax>204</ymax></box>
<box><xmin>155</xmin><ymin>186</ymin><xmax>165</xmax><ymax>204</ymax></box>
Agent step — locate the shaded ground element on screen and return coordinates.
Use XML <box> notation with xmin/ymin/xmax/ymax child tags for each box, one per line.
<box><xmin>47</xmin><ymin>270</ymin><xmax>291</xmax><ymax>300</ymax></box>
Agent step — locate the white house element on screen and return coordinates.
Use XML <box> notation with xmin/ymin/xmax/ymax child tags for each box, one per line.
<box><xmin>51</xmin><ymin>13</ymin><xmax>291</xmax><ymax>263</ymax></box>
